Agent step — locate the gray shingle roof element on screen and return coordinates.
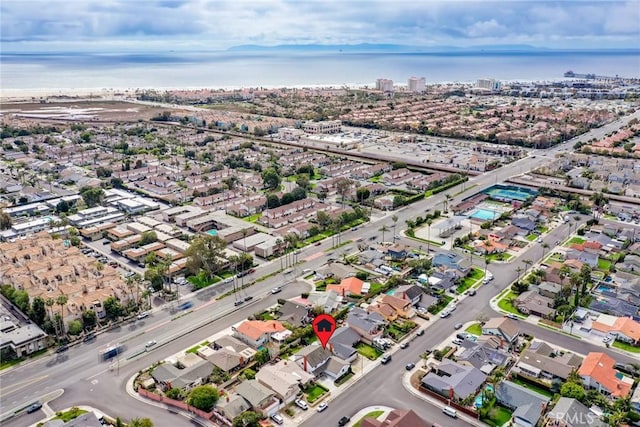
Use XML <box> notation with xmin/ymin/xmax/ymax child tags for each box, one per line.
<box><xmin>420</xmin><ymin>360</ymin><xmax>487</xmax><ymax>400</ymax></box>
<box><xmin>548</xmin><ymin>397</ymin><xmax>606</xmax><ymax>427</ymax></box>
<box><xmin>495</xmin><ymin>381</ymin><xmax>550</xmax><ymax>427</ymax></box>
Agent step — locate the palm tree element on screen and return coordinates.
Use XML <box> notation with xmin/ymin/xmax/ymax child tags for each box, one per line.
<box><xmin>379</xmin><ymin>225</ymin><xmax>389</xmax><ymax>244</ymax></box>
<box><xmin>45</xmin><ymin>297</ymin><xmax>57</xmax><ymax>336</ymax></box>
<box><xmin>426</xmin><ymin>219</ymin><xmax>433</xmax><ymax>253</ymax></box>
<box><xmin>275</xmin><ymin>238</ymin><xmax>284</xmax><ymax>269</ymax></box>
<box><xmin>56</xmin><ymin>294</ymin><xmax>68</xmax><ymax>337</ymax></box>
<box><xmin>515</xmin><ymin>266</ymin><xmax>523</xmax><ymax>282</ymax></box>
<box><xmin>541</xmin><ymin>242</ymin><xmax>549</xmax><ymax>260</ymax></box>
<box><xmin>559</xmin><ymin>264</ymin><xmax>571</xmax><ymax>290</ymax></box>
<box><xmin>522</xmin><ymin>259</ymin><xmax>533</xmax><ymax>276</ymax></box>
<box><xmin>391</xmin><ymin>215</ymin><xmax>398</xmax><ymax>242</ymax></box>
<box><xmin>484</xmin><ymin>257</ymin><xmax>491</xmax><ymax>278</ymax></box>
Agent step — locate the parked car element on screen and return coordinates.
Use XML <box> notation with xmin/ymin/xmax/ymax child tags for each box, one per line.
<box><xmin>380</xmin><ymin>354</ymin><xmax>391</xmax><ymax>364</ymax></box>
<box><xmin>83</xmin><ymin>333</ymin><xmax>96</xmax><ymax>343</ymax></box>
<box><xmin>56</xmin><ymin>345</ymin><xmax>68</xmax><ymax>353</ymax></box>
<box><xmin>223</xmin><ymin>278</ymin><xmax>233</xmax><ymax>284</ymax></box>
<box><xmin>405</xmin><ymin>362</ymin><xmax>415</xmax><ymax>371</ymax></box>
<box><xmin>440</xmin><ymin>311</ymin><xmax>451</xmax><ymax>318</ymax></box>
<box><xmin>26</xmin><ymin>402</ymin><xmax>42</xmax><ymax>413</ymax></box>
<box><xmin>271</xmin><ymin>287</ymin><xmax>282</xmax><ymax>294</ymax></box>
<box><xmin>295</xmin><ymin>399</ymin><xmax>308</xmax><ymax>410</ymax></box>
<box><xmin>602</xmin><ymin>335</ymin><xmax>613</xmax><ymax>344</ymax></box>
<box><xmin>271</xmin><ymin>414</ymin><xmax>284</xmax><ymax>425</ymax></box>
<box><xmin>452</xmin><ymin>338</ymin><xmax>463</xmax><ymax>346</ymax></box>
<box><xmin>137</xmin><ymin>311</ymin><xmax>150</xmax><ymax>320</ymax></box>
<box><xmin>234</xmin><ymin>300</ymin><xmax>244</xmax><ymax>307</ymax></box>
<box><xmin>145</xmin><ymin>340</ymin><xmax>157</xmax><ymax>348</ymax></box>
<box><xmin>454</xmin><ymin>323</ymin><xmax>463</xmax><ymax>330</ymax></box>
<box><xmin>505</xmin><ymin>314</ymin><xmax>519</xmax><ymax>320</ymax></box>
<box><xmin>338</xmin><ymin>416</ymin><xmax>351</xmax><ymax>426</ymax></box>
<box><xmin>416</xmin><ymin>329</ymin><xmax>425</xmax><ymax>336</ymax></box>
<box><xmin>317</xmin><ymin>402</ymin><xmax>328</xmax><ymax>412</ymax></box>
<box><xmin>244</xmin><ymin>296</ymin><xmax>254</xmax><ymax>302</ymax></box>
<box><xmin>315</xmin><ymin>241</ymin><xmax>322</xmax><ymax>246</ymax></box>
<box><xmin>400</xmin><ymin>342</ymin><xmax>409</xmax><ymax>349</ymax></box>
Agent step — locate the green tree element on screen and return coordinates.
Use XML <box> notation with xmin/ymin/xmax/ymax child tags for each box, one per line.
<box><xmin>336</xmin><ymin>178</ymin><xmax>352</xmax><ymax>207</ymax></box>
<box><xmin>0</xmin><ymin>209</ymin><xmax>12</xmax><ymax>230</ymax></box>
<box><xmin>187</xmin><ymin>385</ymin><xmax>219</xmax><ymax>412</ymax></box>
<box><xmin>378</xmin><ymin>225</ymin><xmax>389</xmax><ymax>243</ymax></box>
<box><xmin>14</xmin><ymin>290</ymin><xmax>31</xmax><ymax>314</ymax></box>
<box><xmin>79</xmin><ymin>186</ymin><xmax>105</xmax><ymax>207</ymax></box>
<box><xmin>232</xmin><ymin>411</ymin><xmax>262</xmax><ymax>427</ymax></box>
<box><xmin>261</xmin><ymin>167</ymin><xmax>281</xmax><ymax>190</ymax></box>
<box><xmin>104</xmin><ymin>296</ymin><xmax>123</xmax><ymax>320</ymax></box>
<box><xmin>30</xmin><ymin>296</ymin><xmax>47</xmax><ymax>326</ymax></box>
<box><xmin>185</xmin><ymin>235</ymin><xmax>228</xmax><ymax>279</ymax></box>
<box><xmin>81</xmin><ymin>310</ymin><xmax>97</xmax><ymax>330</ymax></box>
<box><xmin>67</xmin><ymin>319</ymin><xmax>83</xmax><ymax>335</ymax></box>
<box><xmin>139</xmin><ymin>231</ymin><xmax>158</xmax><ymax>246</ymax></box>
<box><xmin>295</xmin><ymin>173</ymin><xmax>310</xmax><ymax>190</ymax></box>
<box><xmin>254</xmin><ymin>348</ymin><xmax>271</xmax><ymax>366</ymax></box>
<box><xmin>561</xmin><ymin>382</ymin><xmax>585</xmax><ymax>401</ymax></box>
<box><xmin>356</xmin><ymin>187</ymin><xmax>370</xmax><ymax>204</ymax></box>
<box><xmin>145</xmin><ymin>268</ymin><xmax>164</xmax><ymax>291</ymax></box>
<box><xmin>56</xmin><ymin>294</ymin><xmax>68</xmax><ymax>334</ymax></box>
<box><xmin>165</xmin><ymin>388</ymin><xmax>184</xmax><ymax>400</ymax></box>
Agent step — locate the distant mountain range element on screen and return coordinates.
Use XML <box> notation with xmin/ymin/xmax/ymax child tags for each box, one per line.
<box><xmin>226</xmin><ymin>43</ymin><xmax>639</xmax><ymax>54</ymax></box>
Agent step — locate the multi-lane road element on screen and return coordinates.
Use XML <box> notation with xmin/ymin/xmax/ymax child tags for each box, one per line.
<box><xmin>2</xmin><ymin>110</ymin><xmax>640</xmax><ymax>426</ymax></box>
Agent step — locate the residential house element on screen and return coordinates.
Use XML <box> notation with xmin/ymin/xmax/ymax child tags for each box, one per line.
<box><xmin>232</xmin><ymin>320</ymin><xmax>289</xmax><ymax>349</ymax></box>
<box><xmin>395</xmin><ymin>284</ymin><xmax>423</xmax><ymax>306</ymax></box>
<box><xmin>255</xmin><ymin>359</ymin><xmax>314</xmax><ymax>404</ymax></box>
<box><xmin>200</xmin><ymin>336</ymin><xmax>257</xmax><ymax>373</ymax></box>
<box><xmin>151</xmin><ymin>359</ymin><xmax>214</xmax><ymax>391</ymax></box>
<box><xmin>385</xmin><ymin>244</ymin><xmax>409</xmax><ymax>261</ymax></box>
<box><xmin>420</xmin><ymin>360</ymin><xmax>487</xmax><ymax>401</ymax></box>
<box><xmin>292</xmin><ymin>344</ymin><xmax>332</xmax><ymax>377</ymax></box>
<box><xmin>322</xmin><ymin>356</ymin><xmax>351</xmax><ymax>380</ymax></box>
<box><xmin>495</xmin><ymin>381</ymin><xmax>550</xmax><ymax>427</ymax></box>
<box><xmin>512</xmin><ymin>216</ymin><xmax>536</xmax><ymax>231</ymax></box>
<box><xmin>376</xmin><ymin>294</ymin><xmax>415</xmax><ymax>319</ymax></box>
<box><xmin>456</xmin><ymin>339</ymin><xmax>511</xmax><ymax>374</ymax></box>
<box><xmin>346</xmin><ymin>307</ymin><xmax>386</xmax><ymax>344</ymax></box>
<box><xmin>538</xmin><ymin>281</ymin><xmax>563</xmax><ymax>300</ymax></box>
<box><xmin>361</xmin><ymin>409</ymin><xmax>430</xmax><ymax>427</ymax></box>
<box><xmin>432</xmin><ymin>253</ymin><xmax>471</xmax><ymax>277</ymax></box>
<box><xmin>327</xmin><ymin>276</ymin><xmax>368</xmax><ymax>297</ymax></box>
<box><xmin>591</xmin><ymin>316</ymin><xmax>640</xmax><ymax>346</ymax></box>
<box><xmin>482</xmin><ymin>317</ymin><xmax>520</xmax><ymax>345</ymax></box>
<box><xmin>578</xmin><ymin>352</ymin><xmax>633</xmax><ymax>398</ymax></box>
<box><xmin>546</xmin><ymin>397</ymin><xmax>606</xmax><ymax>427</ymax></box>
<box><xmin>516</xmin><ymin>341</ymin><xmax>583</xmax><ymax>382</ymax></box>
<box><xmin>422</xmin><ymin>270</ymin><xmax>457</xmax><ymax>291</ymax></box>
<box><xmin>235</xmin><ymin>380</ymin><xmax>279</xmax><ymax>417</ymax></box>
<box><xmin>306</xmin><ymin>290</ymin><xmax>341</xmax><ymax>313</ymax></box>
<box><xmin>216</xmin><ymin>393</ymin><xmax>252</xmax><ymax>421</ymax></box>
<box><xmin>314</xmin><ymin>263</ymin><xmax>357</xmax><ymax>281</ymax></box>
<box><xmin>514</xmin><ymin>290</ymin><xmax>556</xmax><ymax>319</ymax></box>
<box><xmin>565</xmin><ymin>249</ymin><xmax>598</xmax><ymax>268</ymax></box>
<box><xmin>277</xmin><ymin>301</ymin><xmax>311</xmax><ymax>328</ymax></box>
<box><xmin>328</xmin><ymin>326</ymin><xmax>360</xmax><ymax>362</ymax></box>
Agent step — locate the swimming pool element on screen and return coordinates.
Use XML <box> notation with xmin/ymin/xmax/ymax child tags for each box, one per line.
<box><xmin>597</xmin><ymin>285</ymin><xmax>613</xmax><ymax>293</ymax></box>
<box><xmin>206</xmin><ymin>229</ymin><xmax>218</xmax><ymax>236</ymax></box>
<box><xmin>470</xmin><ymin>208</ymin><xmax>500</xmax><ymax>221</ymax></box>
<box><xmin>475</xmin><ymin>384</ymin><xmax>494</xmax><ymax>408</ymax></box>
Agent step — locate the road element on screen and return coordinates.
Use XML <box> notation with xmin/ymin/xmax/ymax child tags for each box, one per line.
<box><xmin>2</xmin><ymin>111</ymin><xmax>640</xmax><ymax>426</ymax></box>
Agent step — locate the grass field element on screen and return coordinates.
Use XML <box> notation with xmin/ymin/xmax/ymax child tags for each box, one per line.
<box><xmin>497</xmin><ymin>291</ymin><xmax>521</xmax><ymax>315</ymax></box>
<box><xmin>354</xmin><ymin>411</ymin><xmax>384</xmax><ymax>427</ymax></box>
<box><xmin>356</xmin><ymin>343</ymin><xmax>382</xmax><ymax>360</ymax></box>
<box><xmin>597</xmin><ymin>259</ymin><xmax>612</xmax><ymax>271</ymax></box>
<box><xmin>466</xmin><ymin>323</ymin><xmax>483</xmax><ymax>336</ymax></box>
<box><xmin>612</xmin><ymin>340</ymin><xmax>640</xmax><ymax>353</ymax></box>
<box><xmin>305</xmin><ymin>384</ymin><xmax>329</xmax><ymax>402</ymax></box>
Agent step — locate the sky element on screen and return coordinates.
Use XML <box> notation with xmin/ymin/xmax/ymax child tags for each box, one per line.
<box><xmin>1</xmin><ymin>0</ymin><xmax>639</xmax><ymax>52</ymax></box>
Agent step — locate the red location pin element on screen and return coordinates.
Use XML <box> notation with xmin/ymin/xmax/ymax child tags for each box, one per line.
<box><xmin>312</xmin><ymin>314</ymin><xmax>336</xmax><ymax>349</ymax></box>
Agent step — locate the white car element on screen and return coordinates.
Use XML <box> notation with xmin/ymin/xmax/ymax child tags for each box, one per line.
<box><xmin>137</xmin><ymin>311</ymin><xmax>150</xmax><ymax>320</ymax></box>
<box><xmin>440</xmin><ymin>311</ymin><xmax>451</xmax><ymax>318</ymax></box>
<box><xmin>145</xmin><ymin>340</ymin><xmax>157</xmax><ymax>348</ymax></box>
<box><xmin>294</xmin><ymin>399</ymin><xmax>308</xmax><ymax>410</ymax></box>
<box><xmin>223</xmin><ymin>278</ymin><xmax>233</xmax><ymax>284</ymax></box>
<box><xmin>316</xmin><ymin>402</ymin><xmax>328</xmax><ymax>412</ymax></box>
<box><xmin>271</xmin><ymin>287</ymin><xmax>282</xmax><ymax>294</ymax></box>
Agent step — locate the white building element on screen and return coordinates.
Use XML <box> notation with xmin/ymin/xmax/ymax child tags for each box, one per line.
<box><xmin>476</xmin><ymin>78</ymin><xmax>502</xmax><ymax>92</ymax></box>
<box><xmin>375</xmin><ymin>78</ymin><xmax>394</xmax><ymax>92</ymax></box>
<box><xmin>408</xmin><ymin>76</ymin><xmax>426</xmax><ymax>93</ymax></box>
<box><xmin>302</xmin><ymin>120</ymin><xmax>342</xmax><ymax>135</ymax></box>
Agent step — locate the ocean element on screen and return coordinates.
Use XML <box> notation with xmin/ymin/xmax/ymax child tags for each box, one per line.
<box><xmin>1</xmin><ymin>50</ymin><xmax>639</xmax><ymax>92</ymax></box>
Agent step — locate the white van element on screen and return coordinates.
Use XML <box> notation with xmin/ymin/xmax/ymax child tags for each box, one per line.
<box><xmin>442</xmin><ymin>406</ymin><xmax>458</xmax><ymax>418</ymax></box>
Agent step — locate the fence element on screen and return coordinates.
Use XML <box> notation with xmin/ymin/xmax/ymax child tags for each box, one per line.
<box><xmin>137</xmin><ymin>388</ymin><xmax>231</xmax><ymax>426</ymax></box>
<box><xmin>417</xmin><ymin>385</ymin><xmax>480</xmax><ymax>418</ymax></box>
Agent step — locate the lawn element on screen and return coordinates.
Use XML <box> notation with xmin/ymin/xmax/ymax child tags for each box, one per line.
<box><xmin>483</xmin><ymin>405</ymin><xmax>513</xmax><ymax>427</ymax></box>
<box><xmin>305</xmin><ymin>384</ymin><xmax>329</xmax><ymax>403</ymax></box>
<box><xmin>612</xmin><ymin>340</ymin><xmax>640</xmax><ymax>353</ymax></box>
<box><xmin>536</xmin><ymin>226</ymin><xmax>549</xmax><ymax>233</ymax></box>
<box><xmin>356</xmin><ymin>343</ymin><xmax>382</xmax><ymax>360</ymax></box>
<box><xmin>186</xmin><ymin>344</ymin><xmax>202</xmax><ymax>354</ymax></box>
<box><xmin>567</xmin><ymin>236</ymin><xmax>586</xmax><ymax>245</ymax></box>
<box><xmin>354</xmin><ymin>411</ymin><xmax>384</xmax><ymax>427</ymax></box>
<box><xmin>597</xmin><ymin>259</ymin><xmax>612</xmax><ymax>271</ymax></box>
<box><xmin>54</xmin><ymin>407</ymin><xmax>88</xmax><ymax>422</ymax></box>
<box><xmin>466</xmin><ymin>323</ymin><xmax>483</xmax><ymax>336</ymax></box>
<box><xmin>486</xmin><ymin>252</ymin><xmax>514</xmax><ymax>262</ymax></box>
<box><xmin>509</xmin><ymin>377</ymin><xmax>553</xmax><ymax>398</ymax></box>
<box><xmin>428</xmin><ymin>295</ymin><xmax>453</xmax><ymax>314</ymax></box>
<box><xmin>243</xmin><ymin>213</ymin><xmax>262</xmax><ymax>223</ymax></box>
<box><xmin>497</xmin><ymin>291</ymin><xmax>521</xmax><ymax>315</ymax></box>
<box><xmin>525</xmin><ymin>234</ymin><xmax>538</xmax><ymax>242</ymax></box>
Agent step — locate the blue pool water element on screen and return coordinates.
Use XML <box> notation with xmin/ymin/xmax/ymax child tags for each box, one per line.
<box><xmin>206</xmin><ymin>229</ymin><xmax>218</xmax><ymax>236</ymax></box>
<box><xmin>470</xmin><ymin>208</ymin><xmax>500</xmax><ymax>221</ymax></box>
<box><xmin>475</xmin><ymin>384</ymin><xmax>495</xmax><ymax>408</ymax></box>
<box><xmin>597</xmin><ymin>286</ymin><xmax>612</xmax><ymax>293</ymax></box>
